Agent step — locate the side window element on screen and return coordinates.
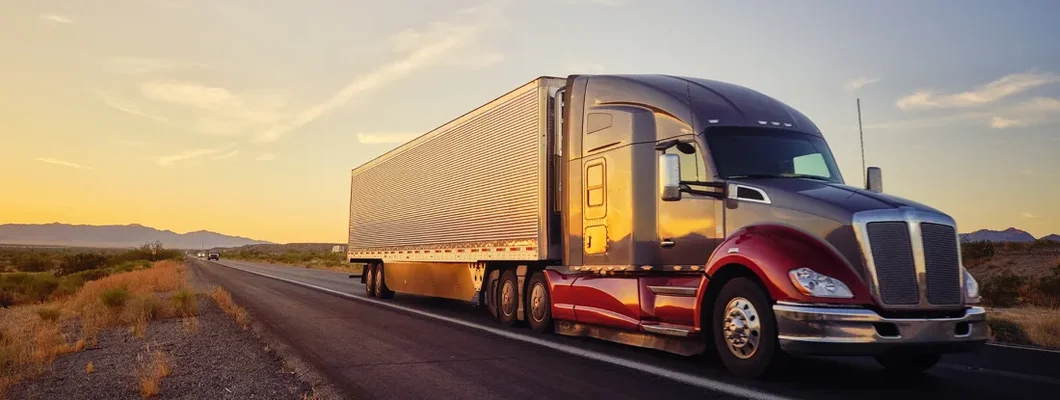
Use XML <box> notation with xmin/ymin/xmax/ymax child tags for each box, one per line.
<box><xmin>664</xmin><ymin>143</ymin><xmax>706</xmax><ymax>183</ymax></box>
<box><xmin>585</xmin><ymin>159</ymin><xmax>606</xmax><ymax>220</ymax></box>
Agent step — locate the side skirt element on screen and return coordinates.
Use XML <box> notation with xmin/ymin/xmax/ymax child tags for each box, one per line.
<box><xmin>554</xmin><ymin>320</ymin><xmax>706</xmax><ymax>357</ymax></box>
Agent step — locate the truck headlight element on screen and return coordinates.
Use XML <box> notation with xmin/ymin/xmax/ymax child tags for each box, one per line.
<box><xmin>788</xmin><ymin>267</ymin><xmax>854</xmax><ymax>298</ymax></box>
<box><xmin>963</xmin><ymin>267</ymin><xmax>980</xmax><ymax>304</ymax></box>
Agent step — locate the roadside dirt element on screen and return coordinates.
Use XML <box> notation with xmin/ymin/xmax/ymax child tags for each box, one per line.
<box><xmin>7</xmin><ymin>295</ymin><xmax>314</xmax><ymax>400</ymax></box>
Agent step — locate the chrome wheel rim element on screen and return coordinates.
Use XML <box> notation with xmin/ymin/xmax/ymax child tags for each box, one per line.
<box><xmin>722</xmin><ymin>297</ymin><xmax>761</xmax><ymax>359</ymax></box>
<box><xmin>530</xmin><ymin>282</ymin><xmax>547</xmax><ymax>322</ymax></box>
<box><xmin>374</xmin><ymin>267</ymin><xmax>383</xmax><ymax>290</ymax></box>
<box><xmin>501</xmin><ymin>280</ymin><xmax>516</xmax><ymax>317</ymax></box>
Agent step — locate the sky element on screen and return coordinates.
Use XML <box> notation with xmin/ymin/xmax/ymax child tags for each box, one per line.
<box><xmin>1</xmin><ymin>0</ymin><xmax>1058</xmax><ymax>244</ymax></box>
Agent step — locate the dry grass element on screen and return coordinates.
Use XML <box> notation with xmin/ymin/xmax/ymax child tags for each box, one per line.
<box><xmin>85</xmin><ymin>361</ymin><xmax>94</xmax><ymax>374</ymax></box>
<box><xmin>987</xmin><ymin>307</ymin><xmax>1060</xmax><ymax>349</ymax></box>
<box><xmin>208</xmin><ymin>287</ymin><xmax>249</xmax><ymax>330</ymax></box>
<box><xmin>181</xmin><ymin>316</ymin><xmax>200</xmax><ymax>335</ymax></box>
<box><xmin>136</xmin><ymin>347</ymin><xmax>171</xmax><ymax>398</ymax></box>
<box><xmin>0</xmin><ymin>260</ymin><xmax>194</xmax><ymax>396</ymax></box>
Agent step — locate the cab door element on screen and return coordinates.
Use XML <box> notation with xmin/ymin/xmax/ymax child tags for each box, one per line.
<box><xmin>656</xmin><ymin>140</ymin><xmax>721</xmax><ymax>267</ymax></box>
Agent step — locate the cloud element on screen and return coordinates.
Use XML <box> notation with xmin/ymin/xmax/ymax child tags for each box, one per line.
<box><xmin>356</xmin><ymin>132</ymin><xmax>421</xmax><ymax>144</ymax></box>
<box><xmin>990</xmin><ymin>116</ymin><xmax>1026</xmax><ymax>129</ymax></box>
<box><xmin>39</xmin><ymin>14</ymin><xmax>73</xmax><ymax>26</ymax></box>
<box><xmin>100</xmin><ymin>92</ymin><xmax>169</xmax><ymax>123</ymax></box>
<box><xmin>36</xmin><ymin>157</ymin><xmax>92</xmax><ymax>170</ymax></box>
<box><xmin>211</xmin><ymin>149</ymin><xmax>239</xmax><ymax>160</ymax></box>
<box><xmin>105</xmin><ymin>57</ymin><xmax>204</xmax><ymax>74</ymax></box>
<box><xmin>844</xmin><ymin>76</ymin><xmax>881</xmax><ymax>91</ymax></box>
<box><xmin>156</xmin><ymin>147</ymin><xmax>228</xmax><ymax>167</ymax></box>
<box><xmin>1021</xmin><ymin>212</ymin><xmax>1039</xmax><ymax>219</ymax></box>
<box><xmin>896</xmin><ymin>71</ymin><xmax>1060</xmax><ymax>110</ymax></box>
<box><xmin>255</xmin><ymin>3</ymin><xmax>506</xmax><ymax>143</ymax></box>
<box><xmin>867</xmin><ymin>96</ymin><xmax>1060</xmax><ymax>131</ymax></box>
<box><xmin>141</xmin><ymin>81</ymin><xmax>287</xmax><ymax>135</ymax></box>
<box><xmin>255</xmin><ymin>153</ymin><xmax>275</xmax><ymax>161</ymax></box>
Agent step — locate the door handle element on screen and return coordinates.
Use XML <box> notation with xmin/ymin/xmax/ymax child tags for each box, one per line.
<box><xmin>661</xmin><ymin>239</ymin><xmax>675</xmax><ymax>248</ymax></box>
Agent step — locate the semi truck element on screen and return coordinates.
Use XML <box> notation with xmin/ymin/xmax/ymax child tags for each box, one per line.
<box><xmin>347</xmin><ymin>74</ymin><xmax>986</xmax><ymax>378</ymax></box>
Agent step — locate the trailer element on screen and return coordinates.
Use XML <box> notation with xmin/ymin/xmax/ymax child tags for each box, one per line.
<box><xmin>348</xmin><ymin>74</ymin><xmax>987</xmax><ymax>378</ymax></box>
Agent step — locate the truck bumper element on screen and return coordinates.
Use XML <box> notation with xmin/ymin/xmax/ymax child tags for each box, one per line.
<box><xmin>773</xmin><ymin>303</ymin><xmax>987</xmax><ymax>356</ymax></box>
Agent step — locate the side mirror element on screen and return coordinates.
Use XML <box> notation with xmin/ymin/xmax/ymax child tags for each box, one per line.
<box><xmin>866</xmin><ymin>167</ymin><xmax>883</xmax><ymax>193</ymax></box>
<box><xmin>660</xmin><ymin>153</ymin><xmax>681</xmax><ymax>201</ymax></box>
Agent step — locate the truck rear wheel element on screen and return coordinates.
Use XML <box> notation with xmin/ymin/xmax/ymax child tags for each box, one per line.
<box><xmin>497</xmin><ymin>270</ymin><xmax>519</xmax><ymax>327</ymax></box>
<box><xmin>365</xmin><ymin>264</ymin><xmax>377</xmax><ymax>297</ymax></box>
<box><xmin>874</xmin><ymin>354</ymin><xmax>940</xmax><ymax>374</ymax></box>
<box><xmin>526</xmin><ymin>272</ymin><xmax>552</xmax><ymax>333</ymax></box>
<box><xmin>712</xmin><ymin>277</ymin><xmax>788</xmax><ymax>378</ymax></box>
<box><xmin>374</xmin><ymin>263</ymin><xmax>394</xmax><ymax>299</ymax></box>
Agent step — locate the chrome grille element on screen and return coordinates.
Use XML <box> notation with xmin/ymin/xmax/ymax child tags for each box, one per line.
<box><xmin>854</xmin><ymin>208</ymin><xmax>965</xmax><ymax>310</ymax></box>
<box><xmin>922</xmin><ymin>223</ymin><xmax>962</xmax><ymax>305</ymax></box>
<box><xmin>866</xmin><ymin>222</ymin><xmax>920</xmax><ymax>305</ymax></box>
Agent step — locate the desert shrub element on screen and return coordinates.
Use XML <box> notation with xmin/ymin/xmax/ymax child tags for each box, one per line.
<box><xmin>36</xmin><ymin>307</ymin><xmax>61</xmax><ymax>323</ymax></box>
<box><xmin>58</xmin><ymin>252</ymin><xmax>109</xmax><ymax>276</ymax></box>
<box><xmin>100</xmin><ymin>287</ymin><xmax>132</xmax><ymax>309</ymax></box>
<box><xmin>0</xmin><ymin>272</ymin><xmax>60</xmax><ymax>304</ymax></box>
<box><xmin>69</xmin><ymin>268</ymin><xmax>110</xmax><ymax>283</ymax></box>
<box><xmin>988</xmin><ymin>317</ymin><xmax>1031</xmax><ymax>345</ymax></box>
<box><xmin>14</xmin><ymin>253</ymin><xmax>53</xmax><ymax>272</ymax></box>
<box><xmin>980</xmin><ymin>272</ymin><xmax>1025</xmax><ymax>307</ymax></box>
<box><xmin>961</xmin><ymin>241</ymin><xmax>995</xmax><ymax>261</ymax></box>
<box><xmin>170</xmin><ymin>287</ymin><xmax>198</xmax><ymax>317</ymax></box>
<box><xmin>1034</xmin><ymin>265</ymin><xmax>1060</xmax><ymax>307</ymax></box>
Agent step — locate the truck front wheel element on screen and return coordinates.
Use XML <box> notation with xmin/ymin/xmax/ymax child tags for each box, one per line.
<box><xmin>874</xmin><ymin>354</ymin><xmax>940</xmax><ymax>374</ymax></box>
<box><xmin>712</xmin><ymin>277</ymin><xmax>788</xmax><ymax>378</ymax></box>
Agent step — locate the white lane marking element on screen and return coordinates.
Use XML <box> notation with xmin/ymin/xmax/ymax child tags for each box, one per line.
<box><xmin>985</xmin><ymin>342</ymin><xmax>1060</xmax><ymax>354</ymax></box>
<box><xmin>209</xmin><ymin>260</ymin><xmax>796</xmax><ymax>400</ymax></box>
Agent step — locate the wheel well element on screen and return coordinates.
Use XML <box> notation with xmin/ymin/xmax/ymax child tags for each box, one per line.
<box><xmin>701</xmin><ymin>264</ymin><xmax>771</xmax><ymax>333</ymax></box>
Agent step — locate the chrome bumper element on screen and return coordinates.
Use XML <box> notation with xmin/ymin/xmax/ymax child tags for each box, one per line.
<box><xmin>773</xmin><ymin>303</ymin><xmax>988</xmax><ymax>356</ymax></box>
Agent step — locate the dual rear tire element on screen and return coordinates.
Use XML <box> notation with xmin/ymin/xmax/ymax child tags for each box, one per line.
<box><xmin>494</xmin><ymin>270</ymin><xmax>552</xmax><ymax>334</ymax></box>
<box><xmin>364</xmin><ymin>263</ymin><xmax>393</xmax><ymax>299</ymax></box>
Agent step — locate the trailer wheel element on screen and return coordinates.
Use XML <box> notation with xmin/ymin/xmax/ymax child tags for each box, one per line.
<box><xmin>526</xmin><ymin>272</ymin><xmax>552</xmax><ymax>333</ymax></box>
<box><xmin>497</xmin><ymin>270</ymin><xmax>519</xmax><ymax>327</ymax></box>
<box><xmin>374</xmin><ymin>263</ymin><xmax>394</xmax><ymax>299</ymax></box>
<box><xmin>712</xmin><ymin>277</ymin><xmax>788</xmax><ymax>378</ymax></box>
<box><xmin>365</xmin><ymin>264</ymin><xmax>377</xmax><ymax>297</ymax></box>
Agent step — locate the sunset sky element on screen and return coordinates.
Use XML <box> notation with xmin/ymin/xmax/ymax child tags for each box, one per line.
<box><xmin>2</xmin><ymin>0</ymin><xmax>1058</xmax><ymax>244</ymax></box>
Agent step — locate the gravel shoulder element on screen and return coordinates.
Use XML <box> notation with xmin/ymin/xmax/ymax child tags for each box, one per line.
<box><xmin>7</xmin><ymin>262</ymin><xmax>319</xmax><ymax>400</ymax></box>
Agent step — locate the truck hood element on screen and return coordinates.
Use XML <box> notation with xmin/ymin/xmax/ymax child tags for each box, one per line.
<box><xmin>734</xmin><ymin>178</ymin><xmax>945</xmax><ymax>221</ymax></box>
<box><xmin>725</xmin><ymin>178</ymin><xmax>951</xmax><ymax>279</ymax></box>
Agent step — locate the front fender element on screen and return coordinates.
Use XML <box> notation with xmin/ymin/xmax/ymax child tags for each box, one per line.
<box><xmin>697</xmin><ymin>224</ymin><xmax>873</xmax><ymax>313</ymax></box>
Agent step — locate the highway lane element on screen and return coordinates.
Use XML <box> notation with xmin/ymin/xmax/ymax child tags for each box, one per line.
<box><xmin>197</xmin><ymin>258</ymin><xmax>1060</xmax><ymax>400</ymax></box>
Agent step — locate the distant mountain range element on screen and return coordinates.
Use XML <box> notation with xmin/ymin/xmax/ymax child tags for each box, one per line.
<box><xmin>0</xmin><ymin>223</ymin><xmax>271</xmax><ymax>249</ymax></box>
<box><xmin>960</xmin><ymin>227</ymin><xmax>1059</xmax><ymax>243</ymax></box>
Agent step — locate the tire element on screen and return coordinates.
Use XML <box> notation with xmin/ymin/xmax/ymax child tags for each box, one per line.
<box><xmin>375</xmin><ymin>263</ymin><xmax>394</xmax><ymax>299</ymax></box>
<box><xmin>874</xmin><ymin>354</ymin><xmax>940</xmax><ymax>374</ymax></box>
<box><xmin>365</xmin><ymin>264</ymin><xmax>377</xmax><ymax>297</ymax></box>
<box><xmin>712</xmin><ymin>277</ymin><xmax>788</xmax><ymax>378</ymax></box>
<box><xmin>497</xmin><ymin>270</ymin><xmax>519</xmax><ymax>327</ymax></box>
<box><xmin>526</xmin><ymin>272</ymin><xmax>552</xmax><ymax>333</ymax></box>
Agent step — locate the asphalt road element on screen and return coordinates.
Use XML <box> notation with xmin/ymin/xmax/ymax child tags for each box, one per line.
<box><xmin>192</xmin><ymin>258</ymin><xmax>1060</xmax><ymax>400</ymax></box>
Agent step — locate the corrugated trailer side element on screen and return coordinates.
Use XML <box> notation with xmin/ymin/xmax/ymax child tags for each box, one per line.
<box><xmin>348</xmin><ymin>77</ymin><xmax>566</xmax><ymax>263</ymax></box>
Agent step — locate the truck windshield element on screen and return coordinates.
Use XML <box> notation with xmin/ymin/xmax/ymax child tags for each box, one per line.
<box><xmin>705</xmin><ymin>128</ymin><xmax>844</xmax><ymax>184</ymax></box>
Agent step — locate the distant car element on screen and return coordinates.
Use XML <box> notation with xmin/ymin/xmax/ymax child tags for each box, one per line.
<box><xmin>208</xmin><ymin>252</ymin><xmax>219</xmax><ymax>260</ymax></box>
<box><xmin>197</xmin><ymin>252</ymin><xmax>206</xmax><ymax>258</ymax></box>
